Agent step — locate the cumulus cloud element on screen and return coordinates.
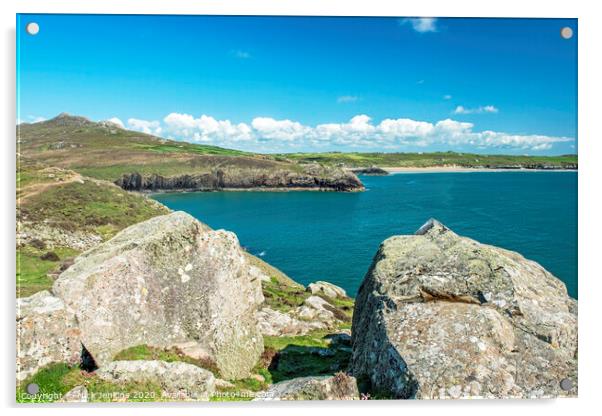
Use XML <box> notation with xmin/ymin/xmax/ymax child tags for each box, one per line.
<box><xmin>106</xmin><ymin>117</ymin><xmax>124</xmax><ymax>128</ymax></box>
<box><xmin>124</xmin><ymin>112</ymin><xmax>573</xmax><ymax>153</ymax></box>
<box><xmin>127</xmin><ymin>118</ymin><xmax>162</xmax><ymax>135</ymax></box>
<box><xmin>454</xmin><ymin>105</ymin><xmax>499</xmax><ymax>114</ymax></box>
<box><xmin>337</xmin><ymin>95</ymin><xmax>358</xmax><ymax>103</ymax></box>
<box><xmin>401</xmin><ymin>17</ymin><xmax>438</xmax><ymax>33</ymax></box>
<box><xmin>163</xmin><ymin>113</ymin><xmax>252</xmax><ymax>143</ymax></box>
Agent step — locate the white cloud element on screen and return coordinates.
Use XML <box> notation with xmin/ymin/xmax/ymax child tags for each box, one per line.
<box><xmin>401</xmin><ymin>17</ymin><xmax>438</xmax><ymax>33</ymax></box>
<box><xmin>443</xmin><ymin>95</ymin><xmax>452</xmax><ymax>100</ymax></box>
<box><xmin>163</xmin><ymin>113</ymin><xmax>252</xmax><ymax>142</ymax></box>
<box><xmin>337</xmin><ymin>95</ymin><xmax>358</xmax><ymax>103</ymax></box>
<box><xmin>454</xmin><ymin>105</ymin><xmax>499</xmax><ymax>115</ymax></box>
<box><xmin>28</xmin><ymin>115</ymin><xmax>47</xmax><ymax>123</ymax></box>
<box><xmin>127</xmin><ymin>118</ymin><xmax>162</xmax><ymax>135</ymax></box>
<box><xmin>123</xmin><ymin>112</ymin><xmax>573</xmax><ymax>153</ymax></box>
<box><xmin>251</xmin><ymin>117</ymin><xmax>309</xmax><ymax>141</ymax></box>
<box><xmin>106</xmin><ymin>117</ymin><xmax>124</xmax><ymax>128</ymax></box>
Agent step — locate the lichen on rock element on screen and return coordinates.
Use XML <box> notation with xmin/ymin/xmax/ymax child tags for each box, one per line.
<box><xmin>52</xmin><ymin>211</ymin><xmax>265</xmax><ymax>379</ymax></box>
<box><xmin>96</xmin><ymin>360</ymin><xmax>215</xmax><ymax>400</ymax></box>
<box><xmin>16</xmin><ymin>290</ymin><xmax>81</xmax><ymax>381</ymax></box>
<box><xmin>351</xmin><ymin>219</ymin><xmax>578</xmax><ymax>399</ymax></box>
<box><xmin>256</xmin><ymin>373</ymin><xmax>359</xmax><ymax>401</ymax></box>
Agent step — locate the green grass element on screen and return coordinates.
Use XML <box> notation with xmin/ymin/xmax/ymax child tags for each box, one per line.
<box><xmin>261</xmin><ymin>276</ymin><xmax>309</xmax><ymax>314</ymax></box>
<box><xmin>16</xmin><ymin>245</ymin><xmax>79</xmax><ymax>298</ymax></box>
<box><xmin>263</xmin><ymin>332</ymin><xmax>332</xmax><ymax>351</ymax></box>
<box><xmin>277</xmin><ymin>151</ymin><xmax>578</xmax><ymax>169</ymax></box>
<box><xmin>132</xmin><ymin>142</ymin><xmax>249</xmax><ymax>156</ymax></box>
<box><xmin>113</xmin><ymin>345</ymin><xmax>220</xmax><ymax>376</ymax></box>
<box><xmin>16</xmin><ymin>363</ymin><xmax>165</xmax><ymax>403</ymax></box>
<box><xmin>19</xmin><ymin>179</ymin><xmax>169</xmax><ymax>237</ymax></box>
<box><xmin>263</xmin><ymin>331</ymin><xmax>351</xmax><ymax>383</ymax></box>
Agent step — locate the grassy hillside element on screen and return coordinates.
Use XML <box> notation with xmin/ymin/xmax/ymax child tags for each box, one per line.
<box><xmin>16</xmin><ymin>162</ymin><xmax>170</xmax><ymax>297</ymax></box>
<box><xmin>17</xmin><ymin>113</ymin><xmax>306</xmax><ymax>182</ymax></box>
<box><xmin>276</xmin><ymin>151</ymin><xmax>578</xmax><ymax>169</ymax></box>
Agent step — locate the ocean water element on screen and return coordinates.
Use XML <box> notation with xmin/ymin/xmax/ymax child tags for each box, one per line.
<box><xmin>153</xmin><ymin>172</ymin><xmax>578</xmax><ymax>299</ymax></box>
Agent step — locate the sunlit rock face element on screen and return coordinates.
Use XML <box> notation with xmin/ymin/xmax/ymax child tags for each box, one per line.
<box><xmin>351</xmin><ymin>219</ymin><xmax>578</xmax><ymax>399</ymax></box>
<box><xmin>53</xmin><ymin>211</ymin><xmax>265</xmax><ymax>379</ymax></box>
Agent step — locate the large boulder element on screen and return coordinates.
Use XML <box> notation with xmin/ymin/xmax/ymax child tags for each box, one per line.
<box><xmin>96</xmin><ymin>360</ymin><xmax>215</xmax><ymax>400</ymax></box>
<box><xmin>16</xmin><ymin>291</ymin><xmax>81</xmax><ymax>381</ymax></box>
<box><xmin>351</xmin><ymin>219</ymin><xmax>578</xmax><ymax>399</ymax></box>
<box><xmin>257</xmin><ymin>373</ymin><xmax>359</xmax><ymax>401</ymax></box>
<box><xmin>53</xmin><ymin>211</ymin><xmax>264</xmax><ymax>379</ymax></box>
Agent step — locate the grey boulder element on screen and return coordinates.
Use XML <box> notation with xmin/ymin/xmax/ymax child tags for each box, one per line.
<box><xmin>53</xmin><ymin>211</ymin><xmax>264</xmax><ymax>379</ymax></box>
<box><xmin>256</xmin><ymin>373</ymin><xmax>359</xmax><ymax>401</ymax></box>
<box><xmin>96</xmin><ymin>360</ymin><xmax>215</xmax><ymax>400</ymax></box>
<box><xmin>351</xmin><ymin>219</ymin><xmax>578</xmax><ymax>399</ymax></box>
<box><xmin>16</xmin><ymin>291</ymin><xmax>81</xmax><ymax>381</ymax></box>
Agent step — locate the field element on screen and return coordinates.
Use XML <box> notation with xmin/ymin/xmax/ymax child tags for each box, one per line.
<box><xmin>276</xmin><ymin>151</ymin><xmax>578</xmax><ymax>169</ymax></box>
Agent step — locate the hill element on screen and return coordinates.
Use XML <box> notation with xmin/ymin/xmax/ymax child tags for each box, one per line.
<box><xmin>17</xmin><ymin>113</ymin><xmax>363</xmax><ymax>192</ymax></box>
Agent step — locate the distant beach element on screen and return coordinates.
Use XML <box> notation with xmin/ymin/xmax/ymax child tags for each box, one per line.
<box><xmin>382</xmin><ymin>166</ymin><xmax>577</xmax><ymax>174</ymax></box>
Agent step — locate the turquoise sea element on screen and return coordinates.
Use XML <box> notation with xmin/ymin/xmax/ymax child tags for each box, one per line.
<box><xmin>153</xmin><ymin>172</ymin><xmax>578</xmax><ymax>299</ymax></box>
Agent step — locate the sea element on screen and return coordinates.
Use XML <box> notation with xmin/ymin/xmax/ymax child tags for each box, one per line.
<box><xmin>152</xmin><ymin>171</ymin><xmax>578</xmax><ymax>299</ymax></box>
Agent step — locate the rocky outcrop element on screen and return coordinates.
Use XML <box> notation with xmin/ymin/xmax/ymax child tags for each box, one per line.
<box><xmin>257</xmin><ymin>373</ymin><xmax>359</xmax><ymax>401</ymax></box>
<box><xmin>17</xmin><ymin>222</ymin><xmax>103</xmax><ymax>251</ymax></box>
<box><xmin>16</xmin><ymin>291</ymin><xmax>81</xmax><ymax>381</ymax></box>
<box><xmin>96</xmin><ymin>360</ymin><xmax>215</xmax><ymax>400</ymax></box>
<box><xmin>308</xmin><ymin>281</ymin><xmax>347</xmax><ymax>299</ymax></box>
<box><xmin>257</xmin><ymin>281</ymin><xmax>351</xmax><ymax>337</ymax></box>
<box><xmin>351</xmin><ymin>219</ymin><xmax>578</xmax><ymax>399</ymax></box>
<box><xmin>350</xmin><ymin>166</ymin><xmax>389</xmax><ymax>176</ymax></box>
<box><xmin>52</xmin><ymin>211</ymin><xmax>265</xmax><ymax>379</ymax></box>
<box><xmin>115</xmin><ymin>166</ymin><xmax>364</xmax><ymax>193</ymax></box>
<box><xmin>256</xmin><ymin>307</ymin><xmax>323</xmax><ymax>337</ymax></box>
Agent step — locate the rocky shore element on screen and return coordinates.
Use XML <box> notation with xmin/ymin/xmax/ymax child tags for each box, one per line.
<box><xmin>115</xmin><ymin>167</ymin><xmax>364</xmax><ymax>193</ymax></box>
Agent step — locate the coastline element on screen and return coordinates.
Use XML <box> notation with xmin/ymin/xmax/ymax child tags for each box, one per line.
<box><xmin>141</xmin><ymin>186</ymin><xmax>365</xmax><ymax>197</ymax></box>
<box><xmin>382</xmin><ymin>166</ymin><xmax>578</xmax><ymax>174</ymax></box>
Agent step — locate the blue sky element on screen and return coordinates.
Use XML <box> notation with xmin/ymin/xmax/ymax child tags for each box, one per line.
<box><xmin>17</xmin><ymin>14</ymin><xmax>577</xmax><ymax>154</ymax></box>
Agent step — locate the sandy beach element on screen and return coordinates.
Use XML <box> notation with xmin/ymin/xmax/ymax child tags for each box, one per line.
<box><xmin>382</xmin><ymin>166</ymin><xmax>576</xmax><ymax>173</ymax></box>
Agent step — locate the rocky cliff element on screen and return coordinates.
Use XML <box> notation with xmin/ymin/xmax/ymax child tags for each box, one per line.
<box><xmin>115</xmin><ymin>166</ymin><xmax>364</xmax><ymax>193</ymax></box>
<box><xmin>351</xmin><ymin>219</ymin><xmax>578</xmax><ymax>399</ymax></box>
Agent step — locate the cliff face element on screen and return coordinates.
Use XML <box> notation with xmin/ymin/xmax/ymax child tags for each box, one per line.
<box><xmin>351</xmin><ymin>219</ymin><xmax>577</xmax><ymax>399</ymax></box>
<box><xmin>115</xmin><ymin>167</ymin><xmax>364</xmax><ymax>192</ymax></box>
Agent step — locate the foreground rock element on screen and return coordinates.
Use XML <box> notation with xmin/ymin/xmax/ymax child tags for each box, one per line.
<box><xmin>351</xmin><ymin>219</ymin><xmax>578</xmax><ymax>399</ymax></box>
<box><xmin>59</xmin><ymin>386</ymin><xmax>89</xmax><ymax>403</ymax></box>
<box><xmin>96</xmin><ymin>360</ymin><xmax>215</xmax><ymax>400</ymax></box>
<box><xmin>53</xmin><ymin>211</ymin><xmax>265</xmax><ymax>379</ymax></box>
<box><xmin>257</xmin><ymin>373</ymin><xmax>359</xmax><ymax>401</ymax></box>
<box><xmin>16</xmin><ymin>291</ymin><xmax>81</xmax><ymax>381</ymax></box>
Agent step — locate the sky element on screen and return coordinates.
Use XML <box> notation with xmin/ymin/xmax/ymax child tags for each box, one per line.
<box><xmin>17</xmin><ymin>14</ymin><xmax>577</xmax><ymax>154</ymax></box>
